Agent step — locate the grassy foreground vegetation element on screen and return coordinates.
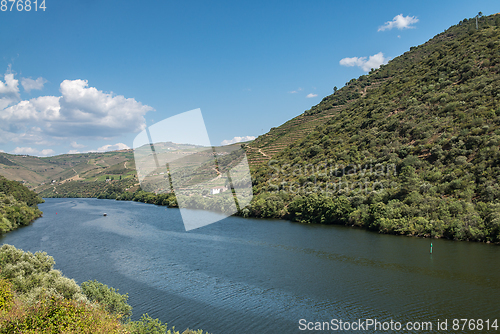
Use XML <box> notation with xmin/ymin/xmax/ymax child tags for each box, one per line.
<box><xmin>0</xmin><ymin>244</ymin><xmax>209</xmax><ymax>334</ymax></box>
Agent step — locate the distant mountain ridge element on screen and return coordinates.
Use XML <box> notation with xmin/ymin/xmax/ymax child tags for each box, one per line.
<box><xmin>0</xmin><ymin>151</ymin><xmax>135</xmax><ymax>191</ymax></box>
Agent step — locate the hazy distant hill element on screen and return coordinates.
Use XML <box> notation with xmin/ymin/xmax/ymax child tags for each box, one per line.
<box><xmin>0</xmin><ymin>142</ymin><xmax>228</xmax><ymax>192</ymax></box>
<box><xmin>0</xmin><ymin>151</ymin><xmax>135</xmax><ymax>189</ymax></box>
<box><xmin>0</xmin><ymin>142</ymin><xmax>246</xmax><ymax>200</ymax></box>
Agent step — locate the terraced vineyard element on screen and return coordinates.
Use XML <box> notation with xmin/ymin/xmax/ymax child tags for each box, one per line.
<box><xmin>245</xmin><ymin>80</ymin><xmax>385</xmax><ymax>167</ymax></box>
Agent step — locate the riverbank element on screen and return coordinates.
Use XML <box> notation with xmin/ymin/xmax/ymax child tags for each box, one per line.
<box><xmin>41</xmin><ymin>186</ymin><xmax>500</xmax><ymax>244</ymax></box>
<box><xmin>130</xmin><ymin>191</ymin><xmax>500</xmax><ymax>244</ymax></box>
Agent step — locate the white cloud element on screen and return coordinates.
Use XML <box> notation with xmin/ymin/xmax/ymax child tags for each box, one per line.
<box><xmin>378</xmin><ymin>14</ymin><xmax>419</xmax><ymax>32</ymax></box>
<box><xmin>306</xmin><ymin>93</ymin><xmax>318</xmax><ymax>98</ymax></box>
<box><xmin>70</xmin><ymin>141</ymin><xmax>85</xmax><ymax>148</ymax></box>
<box><xmin>21</xmin><ymin>77</ymin><xmax>47</xmax><ymax>93</ymax></box>
<box><xmin>364</xmin><ymin>53</ymin><xmax>389</xmax><ymax>71</ymax></box>
<box><xmin>0</xmin><ymin>73</ymin><xmax>19</xmax><ymax>95</ymax></box>
<box><xmin>12</xmin><ymin>147</ymin><xmax>37</xmax><ymax>155</ymax></box>
<box><xmin>289</xmin><ymin>87</ymin><xmax>303</xmax><ymax>94</ymax></box>
<box><xmin>96</xmin><ymin>143</ymin><xmax>130</xmax><ymax>152</ymax></box>
<box><xmin>0</xmin><ymin>74</ymin><xmax>154</xmax><ymax>143</ymax></box>
<box><xmin>0</xmin><ymin>129</ymin><xmax>16</xmax><ymax>144</ymax></box>
<box><xmin>40</xmin><ymin>149</ymin><xmax>55</xmax><ymax>156</ymax></box>
<box><xmin>340</xmin><ymin>57</ymin><xmax>363</xmax><ymax>67</ymax></box>
<box><xmin>340</xmin><ymin>52</ymin><xmax>389</xmax><ymax>72</ymax></box>
<box><xmin>11</xmin><ymin>147</ymin><xmax>55</xmax><ymax>156</ymax></box>
<box><xmin>7</xmin><ymin>127</ymin><xmax>56</xmax><ymax>146</ymax></box>
<box><xmin>68</xmin><ymin>150</ymin><xmax>81</xmax><ymax>154</ymax></box>
<box><xmin>0</xmin><ymin>70</ymin><xmax>20</xmax><ymax>110</ymax></box>
<box><xmin>221</xmin><ymin>136</ymin><xmax>255</xmax><ymax>146</ymax></box>
<box><xmin>0</xmin><ymin>149</ymin><xmax>4</xmax><ymax>152</ymax></box>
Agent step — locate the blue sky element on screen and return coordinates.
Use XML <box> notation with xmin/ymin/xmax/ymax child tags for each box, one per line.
<box><xmin>0</xmin><ymin>0</ymin><xmax>498</xmax><ymax>156</ymax></box>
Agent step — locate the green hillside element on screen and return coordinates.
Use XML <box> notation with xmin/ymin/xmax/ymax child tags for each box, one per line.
<box><xmin>243</xmin><ymin>13</ymin><xmax>500</xmax><ymax>243</ymax></box>
<box><xmin>0</xmin><ymin>175</ymin><xmax>44</xmax><ymax>234</ymax></box>
<box><xmin>38</xmin><ymin>176</ymin><xmax>139</xmax><ymax>199</ymax></box>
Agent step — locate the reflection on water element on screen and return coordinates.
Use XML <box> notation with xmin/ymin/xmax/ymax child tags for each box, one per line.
<box><xmin>1</xmin><ymin>198</ymin><xmax>499</xmax><ymax>333</ymax></box>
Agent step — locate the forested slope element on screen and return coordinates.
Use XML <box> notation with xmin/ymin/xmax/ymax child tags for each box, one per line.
<box><xmin>0</xmin><ymin>176</ymin><xmax>44</xmax><ymax>234</ymax></box>
<box><xmin>243</xmin><ymin>14</ymin><xmax>500</xmax><ymax>242</ymax></box>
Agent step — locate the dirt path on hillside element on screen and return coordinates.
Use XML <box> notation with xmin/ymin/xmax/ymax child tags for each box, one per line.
<box><xmin>258</xmin><ymin>148</ymin><xmax>269</xmax><ymax>158</ymax></box>
<box><xmin>62</xmin><ymin>168</ymin><xmax>84</xmax><ymax>183</ymax></box>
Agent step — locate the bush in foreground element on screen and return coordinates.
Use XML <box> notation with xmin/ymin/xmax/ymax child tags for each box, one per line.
<box><xmin>0</xmin><ymin>244</ymin><xmax>210</xmax><ymax>334</ymax></box>
<box><xmin>0</xmin><ymin>293</ymin><xmax>123</xmax><ymax>334</ymax></box>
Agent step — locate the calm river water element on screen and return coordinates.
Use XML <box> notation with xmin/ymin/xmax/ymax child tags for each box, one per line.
<box><xmin>1</xmin><ymin>198</ymin><xmax>499</xmax><ymax>333</ymax></box>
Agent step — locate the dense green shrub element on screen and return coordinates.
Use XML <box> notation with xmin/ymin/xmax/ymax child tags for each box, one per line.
<box><xmin>0</xmin><ymin>293</ymin><xmax>123</xmax><ymax>334</ymax></box>
<box><xmin>125</xmin><ymin>313</ymin><xmax>208</xmax><ymax>333</ymax></box>
<box><xmin>0</xmin><ymin>176</ymin><xmax>44</xmax><ymax>207</ymax></box>
<box><xmin>81</xmin><ymin>280</ymin><xmax>132</xmax><ymax>321</ymax></box>
<box><xmin>0</xmin><ymin>244</ymin><xmax>86</xmax><ymax>303</ymax></box>
<box><xmin>0</xmin><ymin>245</ymin><xmax>211</xmax><ymax>334</ymax></box>
<box><xmin>0</xmin><ymin>176</ymin><xmax>43</xmax><ymax>235</ymax></box>
<box><xmin>0</xmin><ymin>279</ymin><xmax>13</xmax><ymax>312</ymax></box>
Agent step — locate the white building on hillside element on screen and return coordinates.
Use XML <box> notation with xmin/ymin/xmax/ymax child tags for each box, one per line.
<box><xmin>210</xmin><ymin>186</ymin><xmax>227</xmax><ymax>195</ymax></box>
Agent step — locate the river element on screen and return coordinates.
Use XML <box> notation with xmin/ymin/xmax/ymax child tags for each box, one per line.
<box><xmin>1</xmin><ymin>198</ymin><xmax>499</xmax><ymax>333</ymax></box>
